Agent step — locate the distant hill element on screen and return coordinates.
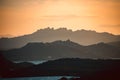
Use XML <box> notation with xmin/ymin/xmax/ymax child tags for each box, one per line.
<box><xmin>108</xmin><ymin>41</ymin><xmax>120</xmax><ymax>48</ymax></box>
<box><xmin>0</xmin><ymin>27</ymin><xmax>120</xmax><ymax>50</ymax></box>
<box><xmin>2</xmin><ymin>40</ymin><xmax>120</xmax><ymax>61</ymax></box>
<box><xmin>85</xmin><ymin>42</ymin><xmax>120</xmax><ymax>58</ymax></box>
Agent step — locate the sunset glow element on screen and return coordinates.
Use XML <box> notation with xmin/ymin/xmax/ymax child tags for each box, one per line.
<box><xmin>0</xmin><ymin>0</ymin><xmax>120</xmax><ymax>37</ymax></box>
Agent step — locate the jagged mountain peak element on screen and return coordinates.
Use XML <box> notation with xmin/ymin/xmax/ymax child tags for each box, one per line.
<box><xmin>0</xmin><ymin>27</ymin><xmax>120</xmax><ymax>50</ymax></box>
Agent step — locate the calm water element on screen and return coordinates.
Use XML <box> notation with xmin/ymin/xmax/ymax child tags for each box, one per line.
<box><xmin>1</xmin><ymin>76</ymin><xmax>75</xmax><ymax>80</ymax></box>
<box><xmin>13</xmin><ymin>60</ymin><xmax>47</xmax><ymax>65</ymax></box>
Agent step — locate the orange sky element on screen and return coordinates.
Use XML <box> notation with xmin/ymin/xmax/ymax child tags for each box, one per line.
<box><xmin>0</xmin><ymin>0</ymin><xmax>120</xmax><ymax>37</ymax></box>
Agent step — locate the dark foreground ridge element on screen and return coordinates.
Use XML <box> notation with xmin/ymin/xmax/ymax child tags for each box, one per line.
<box><xmin>0</xmin><ymin>54</ymin><xmax>120</xmax><ymax>80</ymax></box>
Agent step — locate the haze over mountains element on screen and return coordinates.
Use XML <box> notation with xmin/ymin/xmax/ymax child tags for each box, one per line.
<box><xmin>2</xmin><ymin>40</ymin><xmax>120</xmax><ymax>61</ymax></box>
<box><xmin>0</xmin><ymin>27</ymin><xmax>120</xmax><ymax>50</ymax></box>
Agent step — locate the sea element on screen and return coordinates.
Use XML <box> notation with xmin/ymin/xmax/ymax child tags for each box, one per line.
<box><xmin>1</xmin><ymin>76</ymin><xmax>76</xmax><ymax>80</ymax></box>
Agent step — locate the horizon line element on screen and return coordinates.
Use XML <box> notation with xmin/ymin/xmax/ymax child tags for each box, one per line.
<box><xmin>0</xmin><ymin>27</ymin><xmax>120</xmax><ymax>38</ymax></box>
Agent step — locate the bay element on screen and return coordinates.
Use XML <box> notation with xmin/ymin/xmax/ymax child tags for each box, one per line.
<box><xmin>1</xmin><ymin>76</ymin><xmax>75</xmax><ymax>80</ymax></box>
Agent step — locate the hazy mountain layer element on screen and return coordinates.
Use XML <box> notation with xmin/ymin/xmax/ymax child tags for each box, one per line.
<box><xmin>108</xmin><ymin>41</ymin><xmax>120</xmax><ymax>48</ymax></box>
<box><xmin>0</xmin><ymin>28</ymin><xmax>120</xmax><ymax>50</ymax></box>
<box><xmin>2</xmin><ymin>40</ymin><xmax>120</xmax><ymax>61</ymax></box>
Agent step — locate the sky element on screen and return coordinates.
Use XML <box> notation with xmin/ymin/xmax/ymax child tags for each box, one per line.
<box><xmin>0</xmin><ymin>0</ymin><xmax>120</xmax><ymax>37</ymax></box>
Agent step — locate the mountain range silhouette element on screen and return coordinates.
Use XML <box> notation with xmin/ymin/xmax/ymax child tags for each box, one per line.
<box><xmin>2</xmin><ymin>40</ymin><xmax>120</xmax><ymax>61</ymax></box>
<box><xmin>0</xmin><ymin>27</ymin><xmax>120</xmax><ymax>50</ymax></box>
